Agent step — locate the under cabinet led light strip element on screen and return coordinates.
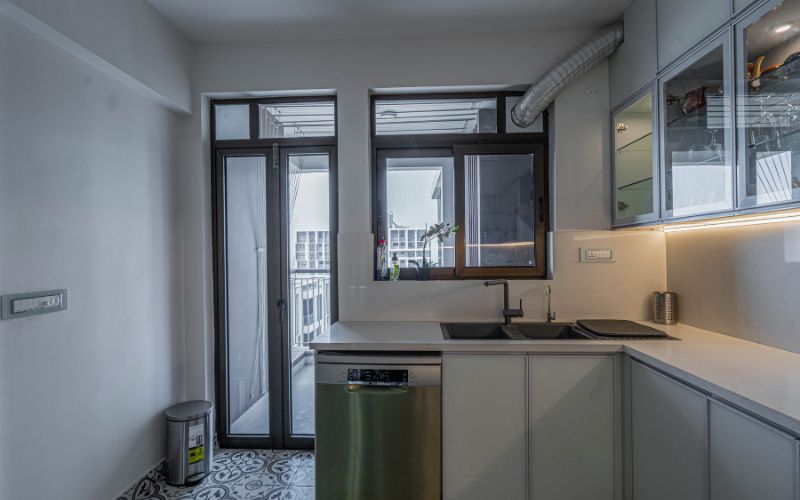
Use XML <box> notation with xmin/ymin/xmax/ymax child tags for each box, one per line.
<box><xmin>662</xmin><ymin>210</ymin><xmax>800</xmax><ymax>233</ymax></box>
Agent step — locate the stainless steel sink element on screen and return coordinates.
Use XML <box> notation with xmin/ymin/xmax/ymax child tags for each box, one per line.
<box><xmin>441</xmin><ymin>322</ymin><xmax>592</xmax><ymax>340</ymax></box>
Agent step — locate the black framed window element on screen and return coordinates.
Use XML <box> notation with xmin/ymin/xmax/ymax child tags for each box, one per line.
<box><xmin>371</xmin><ymin>92</ymin><xmax>549</xmax><ymax>280</ymax></box>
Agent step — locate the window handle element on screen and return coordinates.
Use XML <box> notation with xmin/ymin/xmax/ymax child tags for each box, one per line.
<box><xmin>538</xmin><ymin>196</ymin><xmax>545</xmax><ymax>222</ymax></box>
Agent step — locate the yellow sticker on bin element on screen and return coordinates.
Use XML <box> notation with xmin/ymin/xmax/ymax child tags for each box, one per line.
<box><xmin>188</xmin><ymin>446</ymin><xmax>204</xmax><ymax>464</ymax></box>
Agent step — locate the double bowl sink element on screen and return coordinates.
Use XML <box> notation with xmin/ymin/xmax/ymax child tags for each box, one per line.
<box><xmin>441</xmin><ymin>322</ymin><xmax>592</xmax><ymax>341</ymax></box>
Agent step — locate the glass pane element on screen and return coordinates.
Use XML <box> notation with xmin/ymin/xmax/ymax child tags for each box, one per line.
<box><xmin>259</xmin><ymin>101</ymin><xmax>335</xmax><ymax>138</ymax></box>
<box><xmin>614</xmin><ymin>92</ymin><xmax>655</xmax><ymax>220</ymax></box>
<box><xmin>663</xmin><ymin>43</ymin><xmax>733</xmax><ymax>217</ymax></box>
<box><xmin>738</xmin><ymin>0</ymin><xmax>800</xmax><ymax>207</ymax></box>
<box><xmin>287</xmin><ymin>153</ymin><xmax>330</xmax><ymax>436</ymax></box>
<box><xmin>225</xmin><ymin>156</ymin><xmax>269</xmax><ymax>436</ymax></box>
<box><xmin>464</xmin><ymin>153</ymin><xmax>536</xmax><ymax>267</ymax></box>
<box><xmin>375</xmin><ymin>98</ymin><xmax>497</xmax><ymax>135</ymax></box>
<box><xmin>384</xmin><ymin>156</ymin><xmax>456</xmax><ymax>268</ymax></box>
<box><xmin>506</xmin><ymin>96</ymin><xmax>544</xmax><ymax>133</ymax></box>
<box><xmin>215</xmin><ymin>104</ymin><xmax>250</xmax><ymax>140</ymax></box>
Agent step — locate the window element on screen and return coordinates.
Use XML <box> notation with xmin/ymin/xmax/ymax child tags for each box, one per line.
<box><xmin>374</xmin><ymin>97</ymin><xmax>497</xmax><ymax>135</ymax></box>
<box><xmin>211</xmin><ymin>96</ymin><xmax>336</xmax><ymax>143</ymax></box>
<box><xmin>372</xmin><ymin>92</ymin><xmax>549</xmax><ymax>280</ymax></box>
<box><xmin>214</xmin><ymin>104</ymin><xmax>250</xmax><ymax>140</ymax></box>
<box><xmin>259</xmin><ymin>101</ymin><xmax>335</xmax><ymax>138</ymax></box>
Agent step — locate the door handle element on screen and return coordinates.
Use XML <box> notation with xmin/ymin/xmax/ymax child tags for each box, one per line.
<box><xmin>276</xmin><ymin>299</ymin><xmax>286</xmax><ymax>325</ymax></box>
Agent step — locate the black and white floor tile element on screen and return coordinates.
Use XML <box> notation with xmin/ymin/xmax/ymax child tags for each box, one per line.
<box><xmin>118</xmin><ymin>449</ymin><xmax>315</xmax><ymax>500</ymax></box>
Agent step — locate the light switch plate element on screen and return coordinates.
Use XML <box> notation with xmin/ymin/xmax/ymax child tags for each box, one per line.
<box><xmin>1</xmin><ymin>289</ymin><xmax>67</xmax><ymax>320</ymax></box>
<box><xmin>579</xmin><ymin>247</ymin><xmax>616</xmax><ymax>263</ymax></box>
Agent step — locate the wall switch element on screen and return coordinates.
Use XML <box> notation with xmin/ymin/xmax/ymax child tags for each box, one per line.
<box><xmin>1</xmin><ymin>289</ymin><xmax>67</xmax><ymax>320</ymax></box>
<box><xmin>579</xmin><ymin>248</ymin><xmax>616</xmax><ymax>263</ymax></box>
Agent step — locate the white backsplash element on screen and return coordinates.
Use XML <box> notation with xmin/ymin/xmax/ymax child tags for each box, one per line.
<box><xmin>338</xmin><ymin>229</ymin><xmax>666</xmax><ymax>322</ymax></box>
<box><xmin>667</xmin><ymin>222</ymin><xmax>800</xmax><ymax>354</ymax></box>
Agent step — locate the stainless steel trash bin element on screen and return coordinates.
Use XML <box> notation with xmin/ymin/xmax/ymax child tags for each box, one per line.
<box><xmin>165</xmin><ymin>400</ymin><xmax>214</xmax><ymax>486</ymax></box>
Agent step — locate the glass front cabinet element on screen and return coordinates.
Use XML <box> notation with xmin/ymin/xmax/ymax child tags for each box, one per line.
<box><xmin>612</xmin><ymin>87</ymin><xmax>659</xmax><ymax>225</ymax></box>
<box><xmin>611</xmin><ymin>0</ymin><xmax>800</xmax><ymax>226</ymax></box>
<box><xmin>660</xmin><ymin>33</ymin><xmax>734</xmax><ymax>220</ymax></box>
<box><xmin>736</xmin><ymin>0</ymin><xmax>800</xmax><ymax>209</ymax></box>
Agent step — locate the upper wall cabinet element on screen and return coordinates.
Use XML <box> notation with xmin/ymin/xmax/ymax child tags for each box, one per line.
<box><xmin>613</xmin><ymin>87</ymin><xmax>659</xmax><ymax>225</ymax></box>
<box><xmin>660</xmin><ymin>32</ymin><xmax>735</xmax><ymax>219</ymax></box>
<box><xmin>657</xmin><ymin>0</ymin><xmax>731</xmax><ymax>69</ymax></box>
<box><xmin>736</xmin><ymin>0</ymin><xmax>800</xmax><ymax>209</ymax></box>
<box><xmin>735</xmin><ymin>0</ymin><xmax>759</xmax><ymax>15</ymax></box>
<box><xmin>610</xmin><ymin>0</ymin><xmax>657</xmax><ymax>108</ymax></box>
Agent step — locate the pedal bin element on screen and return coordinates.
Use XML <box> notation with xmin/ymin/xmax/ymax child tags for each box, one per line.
<box><xmin>165</xmin><ymin>400</ymin><xmax>213</xmax><ymax>486</ymax></box>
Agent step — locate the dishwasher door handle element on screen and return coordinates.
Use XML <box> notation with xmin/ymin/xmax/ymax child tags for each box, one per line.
<box><xmin>345</xmin><ymin>384</ymin><xmax>409</xmax><ymax>395</ymax></box>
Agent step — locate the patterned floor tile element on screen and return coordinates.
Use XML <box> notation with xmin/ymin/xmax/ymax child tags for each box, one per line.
<box><xmin>281</xmin><ymin>486</ymin><xmax>315</xmax><ymax>500</ymax></box>
<box><xmin>288</xmin><ymin>467</ymin><xmax>314</xmax><ymax>487</ymax></box>
<box><xmin>117</xmin><ymin>449</ymin><xmax>315</xmax><ymax>500</ymax></box>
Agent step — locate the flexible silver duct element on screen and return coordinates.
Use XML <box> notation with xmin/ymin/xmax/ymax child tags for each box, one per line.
<box><xmin>511</xmin><ymin>22</ymin><xmax>624</xmax><ymax>128</ymax></box>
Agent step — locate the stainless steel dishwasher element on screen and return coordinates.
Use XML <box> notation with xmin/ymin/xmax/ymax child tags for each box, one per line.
<box><xmin>315</xmin><ymin>352</ymin><xmax>441</xmax><ymax>500</ymax></box>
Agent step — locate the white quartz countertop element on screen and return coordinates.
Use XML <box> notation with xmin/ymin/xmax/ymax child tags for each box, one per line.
<box><xmin>312</xmin><ymin>320</ymin><xmax>800</xmax><ymax>435</ymax></box>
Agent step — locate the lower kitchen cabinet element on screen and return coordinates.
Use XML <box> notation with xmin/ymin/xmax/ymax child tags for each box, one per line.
<box><xmin>529</xmin><ymin>355</ymin><xmax>618</xmax><ymax>500</ymax></box>
<box><xmin>630</xmin><ymin>360</ymin><xmax>708</xmax><ymax>500</ymax></box>
<box><xmin>442</xmin><ymin>354</ymin><xmax>527</xmax><ymax>500</ymax></box>
<box><xmin>709</xmin><ymin>399</ymin><xmax>797</xmax><ymax>500</ymax></box>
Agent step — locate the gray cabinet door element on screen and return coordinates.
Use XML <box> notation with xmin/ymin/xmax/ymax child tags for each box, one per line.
<box><xmin>529</xmin><ymin>355</ymin><xmax>618</xmax><ymax>500</ymax></box>
<box><xmin>609</xmin><ymin>0</ymin><xmax>657</xmax><ymax>108</ymax></box>
<box><xmin>630</xmin><ymin>361</ymin><xmax>708</xmax><ymax>500</ymax></box>
<box><xmin>657</xmin><ymin>0</ymin><xmax>730</xmax><ymax>69</ymax></box>
<box><xmin>709</xmin><ymin>399</ymin><xmax>798</xmax><ymax>500</ymax></box>
<box><xmin>442</xmin><ymin>354</ymin><xmax>527</xmax><ymax>500</ymax></box>
<box><xmin>733</xmin><ymin>0</ymin><xmax>756</xmax><ymax>15</ymax></box>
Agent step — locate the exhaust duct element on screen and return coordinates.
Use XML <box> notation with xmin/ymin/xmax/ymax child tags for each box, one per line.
<box><xmin>511</xmin><ymin>22</ymin><xmax>624</xmax><ymax>128</ymax></box>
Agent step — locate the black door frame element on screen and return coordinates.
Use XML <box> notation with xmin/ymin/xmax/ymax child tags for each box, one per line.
<box><xmin>279</xmin><ymin>145</ymin><xmax>338</xmax><ymax>450</ymax></box>
<box><xmin>213</xmin><ymin>148</ymin><xmax>282</xmax><ymax>449</ymax></box>
<box><xmin>211</xmin><ymin>96</ymin><xmax>338</xmax><ymax>450</ymax></box>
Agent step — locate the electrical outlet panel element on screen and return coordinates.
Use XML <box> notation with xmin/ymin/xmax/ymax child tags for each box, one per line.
<box><xmin>579</xmin><ymin>248</ymin><xmax>616</xmax><ymax>263</ymax></box>
<box><xmin>1</xmin><ymin>289</ymin><xmax>67</xmax><ymax>320</ymax></box>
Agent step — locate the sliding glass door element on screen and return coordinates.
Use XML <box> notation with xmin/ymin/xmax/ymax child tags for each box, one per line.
<box><xmin>214</xmin><ymin>143</ymin><xmax>336</xmax><ymax>449</ymax></box>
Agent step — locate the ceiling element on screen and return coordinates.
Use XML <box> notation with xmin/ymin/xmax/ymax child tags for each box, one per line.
<box><xmin>148</xmin><ymin>0</ymin><xmax>629</xmax><ymax>44</ymax></box>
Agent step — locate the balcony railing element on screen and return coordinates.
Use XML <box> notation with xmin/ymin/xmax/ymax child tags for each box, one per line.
<box><xmin>288</xmin><ymin>270</ymin><xmax>331</xmax><ymax>358</ymax></box>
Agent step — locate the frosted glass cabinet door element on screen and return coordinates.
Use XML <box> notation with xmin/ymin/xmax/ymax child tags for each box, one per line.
<box><xmin>630</xmin><ymin>361</ymin><xmax>708</xmax><ymax>500</ymax></box>
<box><xmin>660</xmin><ymin>33</ymin><xmax>734</xmax><ymax>219</ymax></box>
<box><xmin>736</xmin><ymin>0</ymin><xmax>800</xmax><ymax>209</ymax></box>
<box><xmin>442</xmin><ymin>355</ymin><xmax>527</xmax><ymax>500</ymax></box>
<box><xmin>709</xmin><ymin>400</ymin><xmax>797</xmax><ymax>500</ymax></box>
<box><xmin>529</xmin><ymin>355</ymin><xmax>618</xmax><ymax>500</ymax></box>
<box><xmin>613</xmin><ymin>88</ymin><xmax>659</xmax><ymax>225</ymax></box>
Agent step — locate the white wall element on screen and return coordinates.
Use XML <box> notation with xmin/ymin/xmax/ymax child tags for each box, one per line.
<box><xmin>0</xmin><ymin>14</ymin><xmax>186</xmax><ymax>500</ymax></box>
<box><xmin>184</xmin><ymin>32</ymin><xmax>668</xmax><ymax>400</ymax></box>
<box><xmin>667</xmin><ymin>223</ymin><xmax>800</xmax><ymax>354</ymax></box>
<box><xmin>0</xmin><ymin>0</ymin><xmax>193</xmax><ymax>111</ymax></box>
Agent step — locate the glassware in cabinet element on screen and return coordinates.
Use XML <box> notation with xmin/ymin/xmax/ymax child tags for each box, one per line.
<box><xmin>736</xmin><ymin>0</ymin><xmax>800</xmax><ymax>208</ymax></box>
<box><xmin>660</xmin><ymin>34</ymin><xmax>734</xmax><ymax>219</ymax></box>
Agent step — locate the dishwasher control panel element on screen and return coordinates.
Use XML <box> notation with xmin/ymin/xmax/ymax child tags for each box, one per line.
<box><xmin>347</xmin><ymin>368</ymin><xmax>408</xmax><ymax>387</ymax></box>
<box><xmin>316</xmin><ymin>355</ymin><xmax>441</xmax><ymax>387</ymax></box>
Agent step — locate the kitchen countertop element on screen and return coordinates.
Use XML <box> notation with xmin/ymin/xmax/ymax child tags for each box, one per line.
<box><xmin>312</xmin><ymin>320</ymin><xmax>800</xmax><ymax>436</ymax></box>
